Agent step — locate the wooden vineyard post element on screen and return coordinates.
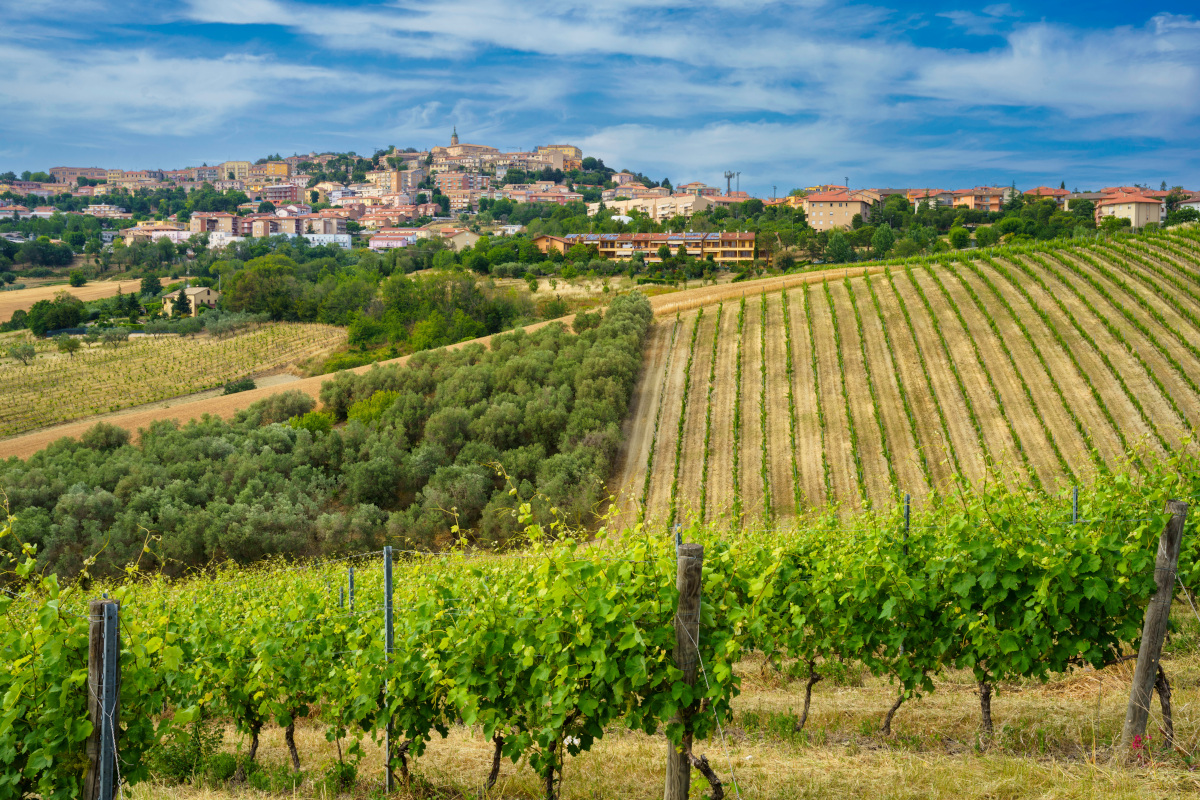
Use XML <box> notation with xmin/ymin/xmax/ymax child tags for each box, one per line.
<box><xmin>664</xmin><ymin>543</ymin><xmax>703</xmax><ymax>800</ymax></box>
<box><xmin>1119</xmin><ymin>500</ymin><xmax>1188</xmax><ymax>760</ymax></box>
<box><xmin>84</xmin><ymin>599</ymin><xmax>120</xmax><ymax>800</ymax></box>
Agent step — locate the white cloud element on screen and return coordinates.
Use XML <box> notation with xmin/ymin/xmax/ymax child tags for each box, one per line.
<box><xmin>912</xmin><ymin>22</ymin><xmax>1200</xmax><ymax>118</ymax></box>
<box><xmin>0</xmin><ymin>46</ymin><xmax>350</xmax><ymax>136</ymax></box>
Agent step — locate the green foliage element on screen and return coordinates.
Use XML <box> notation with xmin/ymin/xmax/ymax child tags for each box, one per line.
<box><xmin>5</xmin><ymin>457</ymin><xmax>1200</xmax><ymax>798</ymax></box>
<box><xmin>68</xmin><ymin>270</ymin><xmax>86</xmax><ymax>287</ymax></box>
<box><xmin>825</xmin><ymin>231</ymin><xmax>853</xmax><ymax>263</ymax></box>
<box><xmin>151</xmin><ymin>716</ymin><xmax>224</xmax><ymax>784</ymax></box>
<box><xmin>26</xmin><ymin>292</ymin><xmax>84</xmax><ymax>336</ymax></box>
<box><xmin>140</xmin><ymin>274</ymin><xmax>163</xmax><ymax>297</ymax></box>
<box><xmin>222</xmin><ymin>376</ymin><xmax>257</xmax><ymax>395</ymax></box>
<box><xmin>948</xmin><ymin>226</ymin><xmax>970</xmax><ymax>249</ymax></box>
<box><xmin>55</xmin><ymin>334</ymin><xmax>81</xmax><ymax>357</ymax></box>
<box><xmin>572</xmin><ymin>309</ymin><xmax>602</xmax><ymax>333</ymax></box>
<box><xmin>288</xmin><ymin>410</ymin><xmax>335</xmax><ymax>434</ymax></box>
<box><xmin>6</xmin><ymin>342</ymin><xmax>35</xmax><ymax>365</ymax></box>
<box><xmin>1</xmin><ymin>296</ymin><xmax>652</xmax><ymax>574</ymax></box>
<box><xmin>346</xmin><ymin>390</ymin><xmax>398</xmax><ymax>426</ymax></box>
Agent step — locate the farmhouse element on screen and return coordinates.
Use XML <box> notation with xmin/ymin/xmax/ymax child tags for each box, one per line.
<box><xmin>162</xmin><ymin>286</ymin><xmax>221</xmax><ymax>317</ymax></box>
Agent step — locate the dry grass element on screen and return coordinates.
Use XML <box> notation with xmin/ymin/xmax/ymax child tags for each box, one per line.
<box><xmin>0</xmin><ymin>278</ymin><xmax>142</xmax><ymax>323</ymax></box>
<box><xmin>127</xmin><ymin>640</ymin><xmax>1200</xmax><ymax>799</ymax></box>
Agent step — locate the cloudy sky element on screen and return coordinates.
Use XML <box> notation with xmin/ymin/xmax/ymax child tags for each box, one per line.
<box><xmin>2</xmin><ymin>1</ymin><xmax>1199</xmax><ymax>194</ymax></box>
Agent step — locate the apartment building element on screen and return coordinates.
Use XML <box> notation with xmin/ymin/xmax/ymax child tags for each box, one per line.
<box><xmin>261</xmin><ymin>183</ymin><xmax>303</xmax><ymax>204</ymax></box>
<box><xmin>535</xmin><ymin>144</ymin><xmax>582</xmax><ymax>160</ymax></box>
<box><xmin>952</xmin><ymin>186</ymin><xmax>1013</xmax><ymax>212</ymax></box>
<box><xmin>589</xmin><ymin>194</ymin><xmax>714</xmax><ymax>221</ymax></box>
<box><xmin>434</xmin><ymin>173</ymin><xmax>491</xmax><ymax>193</ymax></box>
<box><xmin>677</xmin><ymin>182</ymin><xmax>721</xmax><ymax>197</ymax></box>
<box><xmin>49</xmin><ymin>167</ymin><xmax>106</xmax><ymax>185</ymax></box>
<box><xmin>1024</xmin><ymin>186</ymin><xmax>1070</xmax><ymax>207</ymax></box>
<box><xmin>82</xmin><ymin>204</ymin><xmax>130</xmax><ymax>219</ymax></box>
<box><xmin>802</xmin><ymin>191</ymin><xmax>873</xmax><ymax>230</ymax></box>
<box><xmin>248</xmin><ymin>161</ymin><xmax>290</xmax><ymax>181</ymax></box>
<box><xmin>906</xmin><ymin>189</ymin><xmax>954</xmax><ymax>210</ymax></box>
<box><xmin>190</xmin><ymin>212</ymin><xmax>239</xmax><ymax>235</ymax></box>
<box><xmin>368</xmin><ymin>228</ymin><xmax>425</xmax><ymax>250</ymax></box>
<box><xmin>534</xmin><ymin>231</ymin><xmax>755</xmax><ymax>264</ymax></box>
<box><xmin>219</xmin><ymin>161</ymin><xmax>252</xmax><ymax>181</ymax></box>
<box><xmin>190</xmin><ymin>167</ymin><xmax>220</xmax><ymax>182</ymax></box>
<box><xmin>601</xmin><ymin>184</ymin><xmax>670</xmax><ymax>201</ymax></box>
<box><xmin>1094</xmin><ymin>192</ymin><xmax>1165</xmax><ymax>228</ymax></box>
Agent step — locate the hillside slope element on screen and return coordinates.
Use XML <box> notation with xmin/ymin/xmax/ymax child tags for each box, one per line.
<box><xmin>612</xmin><ymin>229</ymin><xmax>1200</xmax><ymax>525</ymax></box>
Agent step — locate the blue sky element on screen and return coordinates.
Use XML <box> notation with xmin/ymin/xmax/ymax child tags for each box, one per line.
<box><xmin>2</xmin><ymin>1</ymin><xmax>1199</xmax><ymax>195</ymax></box>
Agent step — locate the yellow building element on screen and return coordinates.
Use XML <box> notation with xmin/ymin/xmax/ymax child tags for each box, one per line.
<box><xmin>248</xmin><ymin>161</ymin><xmax>290</xmax><ymax>180</ymax></box>
<box><xmin>535</xmin><ymin>231</ymin><xmax>755</xmax><ymax>264</ymax></box>
<box><xmin>802</xmin><ymin>191</ymin><xmax>872</xmax><ymax>230</ymax></box>
<box><xmin>163</xmin><ymin>286</ymin><xmax>221</xmax><ymax>317</ymax></box>
<box><xmin>536</xmin><ymin>144</ymin><xmax>583</xmax><ymax>160</ymax></box>
<box><xmin>219</xmin><ymin>161</ymin><xmax>252</xmax><ymax>181</ymax></box>
<box><xmin>1095</xmin><ymin>193</ymin><xmax>1164</xmax><ymax>229</ymax></box>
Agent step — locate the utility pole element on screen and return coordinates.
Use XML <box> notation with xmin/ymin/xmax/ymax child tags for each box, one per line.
<box><xmin>724</xmin><ymin>171</ymin><xmax>734</xmax><ymax>196</ymax></box>
<box><xmin>772</xmin><ymin>185</ymin><xmax>777</xmax><ymax>200</ymax></box>
<box><xmin>736</xmin><ymin>172</ymin><xmax>741</xmax><ymax>194</ymax></box>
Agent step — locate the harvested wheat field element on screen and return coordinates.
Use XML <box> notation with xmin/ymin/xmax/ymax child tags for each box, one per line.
<box><xmin>0</xmin><ymin>278</ymin><xmax>142</xmax><ymax>322</ymax></box>
<box><xmin>615</xmin><ymin>230</ymin><xmax>1200</xmax><ymax>525</ymax></box>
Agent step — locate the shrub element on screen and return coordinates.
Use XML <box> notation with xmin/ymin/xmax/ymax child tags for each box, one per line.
<box><xmin>572</xmin><ymin>310</ymin><xmax>602</xmax><ymax>333</ymax></box>
<box><xmin>289</xmin><ymin>410</ymin><xmax>335</xmax><ymax>434</ymax></box>
<box><xmin>223</xmin><ymin>377</ymin><xmax>257</xmax><ymax>395</ymax></box>
<box><xmin>241</xmin><ymin>390</ymin><xmax>315</xmax><ymax>426</ymax></box>
<box><xmin>69</xmin><ymin>270</ymin><xmax>87</xmax><ymax>287</ymax></box>
<box><xmin>347</xmin><ymin>390</ymin><xmax>399</xmax><ymax>426</ymax></box>
<box><xmin>80</xmin><ymin>422</ymin><xmax>130</xmax><ymax>451</ymax></box>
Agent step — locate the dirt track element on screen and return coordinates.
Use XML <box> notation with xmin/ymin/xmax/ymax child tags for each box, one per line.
<box><xmin>0</xmin><ymin>280</ymin><xmax>142</xmax><ymax>322</ymax></box>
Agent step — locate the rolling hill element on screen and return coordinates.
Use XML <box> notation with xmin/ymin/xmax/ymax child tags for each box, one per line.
<box><xmin>611</xmin><ymin>227</ymin><xmax>1200</xmax><ymax>526</ymax></box>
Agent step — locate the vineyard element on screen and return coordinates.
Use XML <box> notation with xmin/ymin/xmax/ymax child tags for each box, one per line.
<box><xmin>617</xmin><ymin>227</ymin><xmax>1200</xmax><ymax>525</ymax></box>
<box><xmin>0</xmin><ymin>324</ymin><xmax>346</xmax><ymax>437</ymax></box>
<box><xmin>4</xmin><ymin>459</ymin><xmax>1200</xmax><ymax>798</ymax></box>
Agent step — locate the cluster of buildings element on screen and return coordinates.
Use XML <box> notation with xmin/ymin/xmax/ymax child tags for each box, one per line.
<box><xmin>532</xmin><ymin>231</ymin><xmax>757</xmax><ymax>265</ymax></box>
<box><xmin>119</xmin><ymin>205</ymin><xmax>351</xmax><ymax>248</ymax></box>
<box><xmin>764</xmin><ymin>184</ymin><xmax>1199</xmax><ymax>231</ymax></box>
<box><xmin>4</xmin><ymin>131</ymin><xmax>1199</xmax><ymax>248</ymax></box>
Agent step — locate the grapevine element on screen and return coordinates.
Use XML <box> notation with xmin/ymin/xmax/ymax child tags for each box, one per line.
<box><xmin>779</xmin><ymin>290</ymin><xmax>804</xmax><ymax>512</ymax></box>
<box><xmin>697</xmin><ymin>304</ymin><xmax>723</xmax><ymax>523</ymax></box>
<box><xmin>824</xmin><ymin>281</ymin><xmax>867</xmax><ymax>508</ymax></box>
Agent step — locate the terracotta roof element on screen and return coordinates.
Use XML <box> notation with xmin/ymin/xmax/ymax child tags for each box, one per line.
<box><xmin>804</xmin><ymin>191</ymin><xmax>868</xmax><ymax>203</ymax></box>
<box><xmin>1024</xmin><ymin>186</ymin><xmax>1069</xmax><ymax>197</ymax></box>
<box><xmin>1095</xmin><ymin>193</ymin><xmax>1163</xmax><ymax>207</ymax></box>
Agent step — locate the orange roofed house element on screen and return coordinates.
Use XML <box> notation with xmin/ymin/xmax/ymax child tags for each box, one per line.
<box><xmin>952</xmin><ymin>186</ymin><xmax>1014</xmax><ymax>213</ymax></box>
<box><xmin>1023</xmin><ymin>186</ymin><xmax>1070</xmax><ymax>207</ymax></box>
<box><xmin>533</xmin><ymin>232</ymin><xmax>755</xmax><ymax>264</ymax></box>
<box><xmin>1094</xmin><ymin>191</ymin><xmax>1165</xmax><ymax>229</ymax></box>
<box><xmin>801</xmin><ymin>191</ymin><xmax>873</xmax><ymax>230</ymax></box>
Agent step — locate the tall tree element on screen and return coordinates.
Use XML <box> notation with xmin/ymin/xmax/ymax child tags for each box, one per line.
<box><xmin>174</xmin><ymin>287</ymin><xmax>192</xmax><ymax>317</ymax></box>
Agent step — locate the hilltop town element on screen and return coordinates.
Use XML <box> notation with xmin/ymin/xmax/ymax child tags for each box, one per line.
<box><xmin>4</xmin><ymin>131</ymin><xmax>1199</xmax><ymax>270</ymax></box>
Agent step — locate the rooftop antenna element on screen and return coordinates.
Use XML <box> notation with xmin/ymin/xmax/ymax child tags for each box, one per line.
<box><xmin>724</xmin><ymin>170</ymin><xmax>735</xmax><ymax>196</ymax></box>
